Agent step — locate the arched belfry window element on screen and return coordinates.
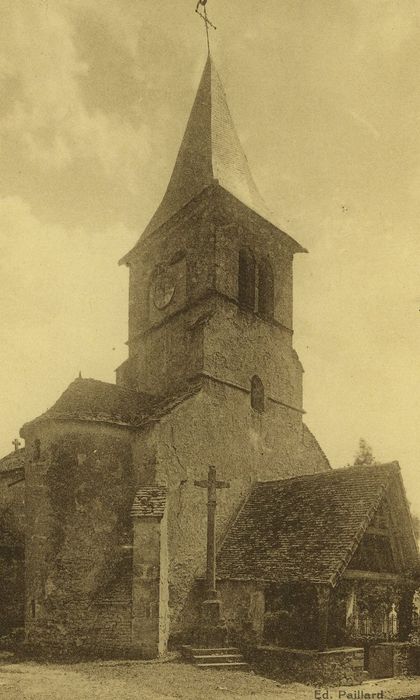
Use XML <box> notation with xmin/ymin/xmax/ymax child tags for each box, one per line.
<box><xmin>238</xmin><ymin>248</ymin><xmax>256</xmax><ymax>311</ymax></box>
<box><xmin>258</xmin><ymin>257</ymin><xmax>274</xmax><ymax>320</ymax></box>
<box><xmin>251</xmin><ymin>375</ymin><xmax>265</xmax><ymax>413</ymax></box>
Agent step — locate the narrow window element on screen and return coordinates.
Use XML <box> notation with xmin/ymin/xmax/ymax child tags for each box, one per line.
<box><xmin>238</xmin><ymin>248</ymin><xmax>256</xmax><ymax>311</ymax></box>
<box><xmin>34</xmin><ymin>439</ymin><xmax>41</xmax><ymax>461</ymax></box>
<box><xmin>251</xmin><ymin>375</ymin><xmax>265</xmax><ymax>413</ymax></box>
<box><xmin>258</xmin><ymin>257</ymin><xmax>274</xmax><ymax>319</ymax></box>
<box><xmin>31</xmin><ymin>599</ymin><xmax>36</xmax><ymax>618</ymax></box>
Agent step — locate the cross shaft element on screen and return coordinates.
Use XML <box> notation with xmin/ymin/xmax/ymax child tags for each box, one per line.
<box><xmin>194</xmin><ymin>465</ymin><xmax>229</xmax><ymax>597</ymax></box>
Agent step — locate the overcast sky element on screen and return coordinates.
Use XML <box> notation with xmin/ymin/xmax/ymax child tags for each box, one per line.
<box><xmin>1</xmin><ymin>1</ymin><xmax>419</xmax><ymax>511</ymax></box>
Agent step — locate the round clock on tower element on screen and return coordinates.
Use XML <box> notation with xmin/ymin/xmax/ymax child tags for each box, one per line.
<box><xmin>152</xmin><ymin>266</ymin><xmax>176</xmax><ymax>310</ymax></box>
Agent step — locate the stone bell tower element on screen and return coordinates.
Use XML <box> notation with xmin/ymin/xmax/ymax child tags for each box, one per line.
<box><xmin>117</xmin><ymin>55</ymin><xmax>306</xmax><ymax>417</ymax></box>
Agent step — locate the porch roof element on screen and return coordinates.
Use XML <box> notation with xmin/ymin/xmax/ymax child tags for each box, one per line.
<box><xmin>217</xmin><ymin>462</ymin><xmax>419</xmax><ymax>587</ymax></box>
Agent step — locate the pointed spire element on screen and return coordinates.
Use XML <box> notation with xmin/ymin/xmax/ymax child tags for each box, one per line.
<box><xmin>141</xmin><ymin>56</ymin><xmax>275</xmax><ymax>239</ymax></box>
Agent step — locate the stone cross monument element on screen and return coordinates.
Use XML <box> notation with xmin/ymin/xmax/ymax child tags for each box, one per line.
<box><xmin>194</xmin><ymin>465</ymin><xmax>230</xmax><ymax>646</ymax></box>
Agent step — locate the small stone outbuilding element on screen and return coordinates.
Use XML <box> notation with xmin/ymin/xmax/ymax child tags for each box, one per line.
<box><xmin>216</xmin><ymin>462</ymin><xmax>419</xmax><ymax>682</ymax></box>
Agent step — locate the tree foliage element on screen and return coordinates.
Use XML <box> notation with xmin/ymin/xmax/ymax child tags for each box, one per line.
<box><xmin>353</xmin><ymin>438</ymin><xmax>376</xmax><ymax>466</ymax></box>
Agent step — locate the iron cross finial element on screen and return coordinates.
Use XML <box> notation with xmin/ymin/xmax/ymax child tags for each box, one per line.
<box><xmin>195</xmin><ymin>0</ymin><xmax>216</xmax><ymax>55</ymax></box>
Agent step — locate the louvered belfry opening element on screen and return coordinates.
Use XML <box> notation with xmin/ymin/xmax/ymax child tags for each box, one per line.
<box><xmin>258</xmin><ymin>257</ymin><xmax>274</xmax><ymax>320</ymax></box>
<box><xmin>238</xmin><ymin>247</ymin><xmax>256</xmax><ymax>311</ymax></box>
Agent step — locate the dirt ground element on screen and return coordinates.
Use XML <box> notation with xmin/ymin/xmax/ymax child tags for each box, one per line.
<box><xmin>1</xmin><ymin>659</ymin><xmax>420</xmax><ymax>700</ymax></box>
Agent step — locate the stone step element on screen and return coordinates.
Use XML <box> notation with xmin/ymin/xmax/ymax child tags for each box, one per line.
<box><xmin>189</xmin><ymin>647</ymin><xmax>240</xmax><ymax>656</ymax></box>
<box><xmin>195</xmin><ymin>661</ymin><xmax>249</xmax><ymax>670</ymax></box>
<box><xmin>183</xmin><ymin>645</ymin><xmax>249</xmax><ymax>670</ymax></box>
<box><xmin>193</xmin><ymin>653</ymin><xmax>244</xmax><ymax>664</ymax></box>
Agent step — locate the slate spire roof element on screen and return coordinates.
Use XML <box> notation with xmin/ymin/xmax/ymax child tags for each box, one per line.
<box><xmin>141</xmin><ymin>55</ymin><xmax>275</xmax><ymax>238</ymax></box>
<box><xmin>217</xmin><ymin>463</ymin><xmax>419</xmax><ymax>587</ymax></box>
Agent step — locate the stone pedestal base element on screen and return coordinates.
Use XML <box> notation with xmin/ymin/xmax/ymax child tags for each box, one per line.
<box><xmin>201</xmin><ymin>598</ymin><xmax>222</xmax><ymax>623</ymax></box>
<box><xmin>197</xmin><ymin>596</ymin><xmax>228</xmax><ymax>648</ymax></box>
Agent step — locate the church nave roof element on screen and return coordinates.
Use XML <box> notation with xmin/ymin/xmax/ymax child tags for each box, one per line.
<box><xmin>21</xmin><ymin>377</ymin><xmax>202</xmax><ymax>432</ymax></box>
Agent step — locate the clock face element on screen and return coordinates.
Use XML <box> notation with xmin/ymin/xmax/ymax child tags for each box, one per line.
<box><xmin>152</xmin><ymin>268</ymin><xmax>176</xmax><ymax>309</ymax></box>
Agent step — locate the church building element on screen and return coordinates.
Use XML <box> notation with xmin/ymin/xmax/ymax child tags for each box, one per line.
<box><xmin>0</xmin><ymin>54</ymin><xmax>418</xmax><ymax>678</ymax></box>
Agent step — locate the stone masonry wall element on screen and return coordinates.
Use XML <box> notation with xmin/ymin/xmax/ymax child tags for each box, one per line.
<box><xmin>369</xmin><ymin>642</ymin><xmax>420</xmax><ymax>678</ymax></box>
<box><xmin>120</xmin><ymin>194</ymin><xmax>215</xmax><ymax>395</ymax></box>
<box><xmin>126</xmin><ymin>195</ymin><xmax>215</xmax><ymax>346</ymax></box>
<box><xmin>204</xmin><ymin>301</ymin><xmax>302</xmax><ymax>409</ymax></box>
<box><xmin>132</xmin><ymin>510</ymin><xmax>169</xmax><ymax>658</ymax></box>
<box><xmin>219</xmin><ymin>579</ymin><xmax>265</xmax><ymax>648</ymax></box>
<box><xmin>23</xmin><ymin>420</ymin><xmax>136</xmax><ymax>656</ymax></box>
<box><xmin>119</xmin><ymin>187</ymin><xmax>301</xmax><ymax>402</ymax></box>
<box><xmin>254</xmin><ymin>645</ymin><xmax>365</xmax><ymax>686</ymax></box>
<box><xmin>0</xmin><ymin>471</ymin><xmax>25</xmax><ymax>635</ymax></box>
<box><xmin>214</xmin><ymin>188</ymin><xmax>295</xmax><ymax>331</ymax></box>
<box><xmin>134</xmin><ymin>380</ymin><xmax>330</xmax><ymax>642</ymax></box>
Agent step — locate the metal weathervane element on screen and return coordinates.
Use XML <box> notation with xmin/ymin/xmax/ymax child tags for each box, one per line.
<box><xmin>195</xmin><ymin>0</ymin><xmax>216</xmax><ymax>55</ymax></box>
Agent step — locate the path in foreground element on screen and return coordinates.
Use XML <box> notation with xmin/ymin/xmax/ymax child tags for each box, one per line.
<box><xmin>1</xmin><ymin>660</ymin><xmax>420</xmax><ymax>699</ymax></box>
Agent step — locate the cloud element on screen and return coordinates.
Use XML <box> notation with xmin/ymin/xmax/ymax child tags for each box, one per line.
<box><xmin>348</xmin><ymin>110</ymin><xmax>380</xmax><ymax>140</ymax></box>
<box><xmin>0</xmin><ymin>193</ymin><xmax>136</xmax><ymax>455</ymax></box>
<box><xmin>0</xmin><ymin>194</ymin><xmax>133</xmax><ymax>323</ymax></box>
<box><xmin>0</xmin><ymin>2</ymin><xmax>152</xmax><ymax>184</ymax></box>
<box><xmin>352</xmin><ymin>1</ymin><xmax>417</xmax><ymax>54</ymax></box>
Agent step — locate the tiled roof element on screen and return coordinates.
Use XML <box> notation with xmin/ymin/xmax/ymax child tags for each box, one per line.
<box><xmin>21</xmin><ymin>377</ymin><xmax>201</xmax><ymax>432</ymax></box>
<box><xmin>131</xmin><ymin>486</ymin><xmax>167</xmax><ymax>518</ymax></box>
<box><xmin>217</xmin><ymin>462</ymin><xmax>417</xmax><ymax>586</ymax></box>
<box><xmin>0</xmin><ymin>448</ymin><xmax>25</xmax><ymax>475</ymax></box>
